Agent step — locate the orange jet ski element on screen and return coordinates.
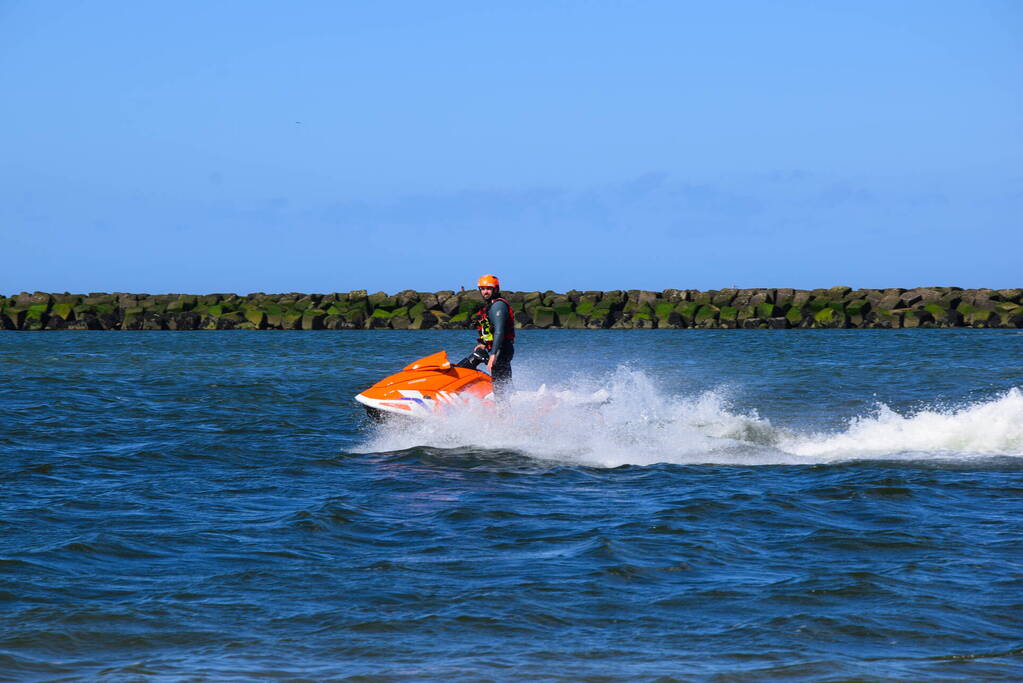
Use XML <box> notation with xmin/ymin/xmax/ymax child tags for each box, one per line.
<box><xmin>355</xmin><ymin>351</ymin><xmax>494</xmax><ymax>421</ymax></box>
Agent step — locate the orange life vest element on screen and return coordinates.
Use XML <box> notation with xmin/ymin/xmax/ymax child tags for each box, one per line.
<box><xmin>476</xmin><ymin>297</ymin><xmax>516</xmax><ymax>350</ymax></box>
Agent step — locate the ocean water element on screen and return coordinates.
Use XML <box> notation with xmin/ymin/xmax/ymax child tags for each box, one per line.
<box><xmin>2</xmin><ymin>330</ymin><xmax>1022</xmax><ymax>681</ymax></box>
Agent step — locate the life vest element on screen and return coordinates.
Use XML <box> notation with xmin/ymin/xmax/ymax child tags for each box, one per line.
<box><xmin>476</xmin><ymin>297</ymin><xmax>516</xmax><ymax>350</ymax></box>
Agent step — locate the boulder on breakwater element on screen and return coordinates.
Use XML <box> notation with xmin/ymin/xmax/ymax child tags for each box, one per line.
<box><xmin>2</xmin><ymin>287</ymin><xmax>1022</xmax><ymax>331</ymax></box>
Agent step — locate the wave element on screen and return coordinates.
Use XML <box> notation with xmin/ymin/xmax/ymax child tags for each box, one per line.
<box><xmin>356</xmin><ymin>366</ymin><xmax>1023</xmax><ymax>467</ymax></box>
<box><xmin>780</xmin><ymin>387</ymin><xmax>1023</xmax><ymax>460</ymax></box>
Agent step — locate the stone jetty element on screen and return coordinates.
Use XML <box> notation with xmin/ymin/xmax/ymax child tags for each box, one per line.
<box><xmin>2</xmin><ymin>288</ymin><xmax>1022</xmax><ymax>330</ymax></box>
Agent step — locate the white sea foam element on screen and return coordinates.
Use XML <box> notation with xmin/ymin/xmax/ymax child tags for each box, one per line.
<box><xmin>356</xmin><ymin>366</ymin><xmax>1023</xmax><ymax>467</ymax></box>
<box><xmin>780</xmin><ymin>387</ymin><xmax>1023</xmax><ymax>460</ymax></box>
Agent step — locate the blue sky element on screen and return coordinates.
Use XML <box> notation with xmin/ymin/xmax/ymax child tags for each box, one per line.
<box><xmin>2</xmin><ymin>1</ymin><xmax>1020</xmax><ymax>294</ymax></box>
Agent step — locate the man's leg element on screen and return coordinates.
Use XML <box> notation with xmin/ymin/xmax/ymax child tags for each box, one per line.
<box><xmin>490</xmin><ymin>345</ymin><xmax>514</xmax><ymax>398</ymax></box>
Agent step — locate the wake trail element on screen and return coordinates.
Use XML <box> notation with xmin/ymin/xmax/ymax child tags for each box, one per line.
<box><xmin>356</xmin><ymin>366</ymin><xmax>1023</xmax><ymax>467</ymax></box>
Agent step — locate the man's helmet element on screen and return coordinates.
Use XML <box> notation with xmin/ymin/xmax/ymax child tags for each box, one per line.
<box><xmin>477</xmin><ymin>274</ymin><xmax>500</xmax><ymax>289</ymax></box>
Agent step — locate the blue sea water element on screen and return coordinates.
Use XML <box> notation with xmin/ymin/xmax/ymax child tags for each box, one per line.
<box><xmin>2</xmin><ymin>330</ymin><xmax>1022</xmax><ymax>681</ymax></box>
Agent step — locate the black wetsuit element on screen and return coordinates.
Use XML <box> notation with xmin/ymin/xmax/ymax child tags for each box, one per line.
<box><xmin>486</xmin><ymin>298</ymin><xmax>514</xmax><ymax>392</ymax></box>
<box><xmin>456</xmin><ymin>297</ymin><xmax>515</xmax><ymax>396</ymax></box>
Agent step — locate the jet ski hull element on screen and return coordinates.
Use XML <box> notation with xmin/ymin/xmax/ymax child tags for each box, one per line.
<box><xmin>354</xmin><ymin>351</ymin><xmax>493</xmax><ymax>420</ymax></box>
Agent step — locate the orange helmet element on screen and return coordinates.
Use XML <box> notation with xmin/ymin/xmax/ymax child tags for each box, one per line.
<box><xmin>477</xmin><ymin>274</ymin><xmax>500</xmax><ymax>289</ymax></box>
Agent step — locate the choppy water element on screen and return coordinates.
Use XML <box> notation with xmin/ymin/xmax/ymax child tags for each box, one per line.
<box><xmin>2</xmin><ymin>330</ymin><xmax>1022</xmax><ymax>681</ymax></box>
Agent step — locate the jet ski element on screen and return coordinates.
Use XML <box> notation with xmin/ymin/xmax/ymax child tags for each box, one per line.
<box><xmin>355</xmin><ymin>351</ymin><xmax>494</xmax><ymax>421</ymax></box>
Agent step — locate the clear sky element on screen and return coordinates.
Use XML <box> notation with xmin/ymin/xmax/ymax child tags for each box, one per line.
<box><xmin>2</xmin><ymin>1</ymin><xmax>1020</xmax><ymax>294</ymax></box>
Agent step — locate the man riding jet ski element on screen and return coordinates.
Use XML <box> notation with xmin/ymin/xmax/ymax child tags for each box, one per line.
<box><xmin>354</xmin><ymin>275</ymin><xmax>607</xmax><ymax>421</ymax></box>
<box><xmin>355</xmin><ymin>274</ymin><xmax>515</xmax><ymax>421</ymax></box>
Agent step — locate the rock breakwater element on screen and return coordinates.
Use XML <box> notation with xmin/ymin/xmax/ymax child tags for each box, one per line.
<box><xmin>3</xmin><ymin>287</ymin><xmax>1022</xmax><ymax>331</ymax></box>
